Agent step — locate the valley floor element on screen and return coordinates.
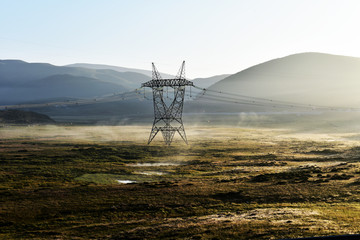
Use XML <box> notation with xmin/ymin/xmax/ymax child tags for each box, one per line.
<box><xmin>1</xmin><ymin>125</ymin><xmax>360</xmax><ymax>239</ymax></box>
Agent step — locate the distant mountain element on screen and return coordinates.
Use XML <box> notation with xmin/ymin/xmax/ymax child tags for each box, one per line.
<box><xmin>5</xmin><ymin>53</ymin><xmax>360</xmax><ymax>124</ymax></box>
<box><xmin>0</xmin><ymin>60</ymin><xmax>151</xmax><ymax>104</ymax></box>
<box><xmin>37</xmin><ymin>98</ymin><xmax>154</xmax><ymax>124</ymax></box>
<box><xmin>191</xmin><ymin>74</ymin><xmax>231</xmax><ymax>88</ymax></box>
<box><xmin>0</xmin><ymin>109</ymin><xmax>55</xmax><ymax>124</ymax></box>
<box><xmin>202</xmin><ymin>52</ymin><xmax>360</xmax><ymax>110</ymax></box>
<box><xmin>18</xmin><ymin>74</ymin><xmax>123</xmax><ymax>101</ymax></box>
<box><xmin>66</xmin><ymin>63</ymin><xmax>175</xmax><ymax>79</ymax></box>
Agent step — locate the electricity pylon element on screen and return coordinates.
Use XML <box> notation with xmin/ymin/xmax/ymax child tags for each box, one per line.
<box><xmin>141</xmin><ymin>61</ymin><xmax>193</xmax><ymax>145</ymax></box>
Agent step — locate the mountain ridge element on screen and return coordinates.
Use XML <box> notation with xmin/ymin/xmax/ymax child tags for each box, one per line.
<box><xmin>192</xmin><ymin>74</ymin><xmax>231</xmax><ymax>88</ymax></box>
<box><xmin>0</xmin><ymin>109</ymin><xmax>55</xmax><ymax>124</ymax></box>
<box><xmin>0</xmin><ymin>60</ymin><xmax>151</xmax><ymax>104</ymax></box>
<box><xmin>206</xmin><ymin>52</ymin><xmax>360</xmax><ymax>108</ymax></box>
<box><xmin>66</xmin><ymin>63</ymin><xmax>175</xmax><ymax>79</ymax></box>
<box><xmin>3</xmin><ymin>52</ymin><xmax>360</xmax><ymax>122</ymax></box>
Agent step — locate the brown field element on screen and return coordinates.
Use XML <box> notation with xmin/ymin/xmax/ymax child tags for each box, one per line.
<box><xmin>1</xmin><ymin>125</ymin><xmax>360</xmax><ymax>239</ymax></box>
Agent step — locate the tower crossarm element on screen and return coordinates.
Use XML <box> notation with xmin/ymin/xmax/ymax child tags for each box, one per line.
<box><xmin>142</xmin><ymin>79</ymin><xmax>193</xmax><ymax>88</ymax></box>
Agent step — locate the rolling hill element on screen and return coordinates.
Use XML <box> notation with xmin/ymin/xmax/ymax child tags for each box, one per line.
<box><xmin>67</xmin><ymin>63</ymin><xmax>175</xmax><ymax>79</ymax></box>
<box><xmin>0</xmin><ymin>109</ymin><xmax>55</xmax><ymax>124</ymax></box>
<box><xmin>191</xmin><ymin>74</ymin><xmax>231</xmax><ymax>88</ymax></box>
<box><xmin>206</xmin><ymin>52</ymin><xmax>360</xmax><ymax>108</ymax></box>
<box><xmin>0</xmin><ymin>60</ymin><xmax>151</xmax><ymax>104</ymax></box>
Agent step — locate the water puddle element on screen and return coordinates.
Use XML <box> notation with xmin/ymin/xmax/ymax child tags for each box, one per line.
<box><xmin>128</xmin><ymin>162</ymin><xmax>181</xmax><ymax>167</ymax></box>
<box><xmin>117</xmin><ymin>180</ymin><xmax>137</xmax><ymax>184</ymax></box>
<box><xmin>136</xmin><ymin>171</ymin><xmax>167</xmax><ymax>176</ymax></box>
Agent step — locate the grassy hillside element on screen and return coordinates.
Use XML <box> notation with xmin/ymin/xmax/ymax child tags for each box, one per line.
<box><xmin>0</xmin><ymin>109</ymin><xmax>55</xmax><ymax>124</ymax></box>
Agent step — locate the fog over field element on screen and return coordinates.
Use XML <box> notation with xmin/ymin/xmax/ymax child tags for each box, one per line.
<box><xmin>3</xmin><ymin>125</ymin><xmax>360</xmax><ymax>239</ymax></box>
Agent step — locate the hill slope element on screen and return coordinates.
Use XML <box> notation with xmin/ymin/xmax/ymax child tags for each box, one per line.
<box><xmin>207</xmin><ymin>53</ymin><xmax>360</xmax><ymax>108</ymax></box>
<box><xmin>0</xmin><ymin>60</ymin><xmax>150</xmax><ymax>104</ymax></box>
<box><xmin>0</xmin><ymin>109</ymin><xmax>55</xmax><ymax>124</ymax></box>
<box><xmin>192</xmin><ymin>74</ymin><xmax>231</xmax><ymax>88</ymax></box>
<box><xmin>66</xmin><ymin>63</ymin><xmax>175</xmax><ymax>79</ymax></box>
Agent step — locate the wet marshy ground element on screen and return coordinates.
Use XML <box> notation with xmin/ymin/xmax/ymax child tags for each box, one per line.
<box><xmin>1</xmin><ymin>125</ymin><xmax>360</xmax><ymax>239</ymax></box>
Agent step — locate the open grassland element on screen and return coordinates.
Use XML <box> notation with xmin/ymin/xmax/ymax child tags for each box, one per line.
<box><xmin>2</xmin><ymin>125</ymin><xmax>360</xmax><ymax>239</ymax></box>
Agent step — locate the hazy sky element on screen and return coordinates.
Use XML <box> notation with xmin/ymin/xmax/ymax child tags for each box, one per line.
<box><xmin>1</xmin><ymin>0</ymin><xmax>360</xmax><ymax>78</ymax></box>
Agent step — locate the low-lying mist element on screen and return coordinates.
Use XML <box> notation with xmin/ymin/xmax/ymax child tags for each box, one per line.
<box><xmin>3</xmin><ymin>110</ymin><xmax>360</xmax><ymax>145</ymax></box>
<box><xmin>0</xmin><ymin>125</ymin><xmax>150</xmax><ymax>143</ymax></box>
<box><xmin>184</xmin><ymin>111</ymin><xmax>360</xmax><ymax>133</ymax></box>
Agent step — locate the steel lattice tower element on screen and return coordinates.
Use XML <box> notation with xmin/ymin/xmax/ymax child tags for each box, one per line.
<box><xmin>142</xmin><ymin>61</ymin><xmax>193</xmax><ymax>145</ymax></box>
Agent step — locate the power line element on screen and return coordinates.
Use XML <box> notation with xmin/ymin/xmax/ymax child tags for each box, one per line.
<box><xmin>0</xmin><ymin>83</ymin><xmax>359</xmax><ymax>113</ymax></box>
<box><xmin>0</xmin><ymin>89</ymin><xmax>146</xmax><ymax>110</ymax></box>
<box><xmin>192</xmin><ymin>85</ymin><xmax>360</xmax><ymax>112</ymax></box>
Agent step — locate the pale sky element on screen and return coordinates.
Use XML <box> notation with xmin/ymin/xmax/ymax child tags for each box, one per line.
<box><xmin>1</xmin><ymin>0</ymin><xmax>360</xmax><ymax>78</ymax></box>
